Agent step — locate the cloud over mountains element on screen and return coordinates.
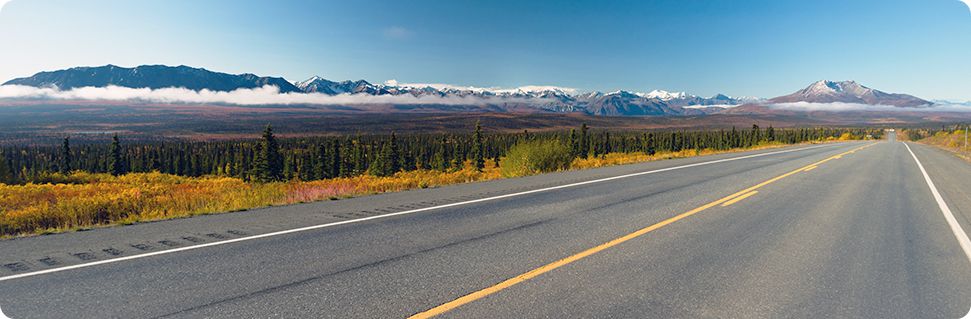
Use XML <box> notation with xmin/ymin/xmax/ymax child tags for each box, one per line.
<box><xmin>767</xmin><ymin>101</ymin><xmax>971</xmax><ymax>112</ymax></box>
<box><xmin>0</xmin><ymin>84</ymin><xmax>551</xmax><ymax>106</ymax></box>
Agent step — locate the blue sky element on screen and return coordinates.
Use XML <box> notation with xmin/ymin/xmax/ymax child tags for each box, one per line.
<box><xmin>1</xmin><ymin>0</ymin><xmax>970</xmax><ymax>100</ymax></box>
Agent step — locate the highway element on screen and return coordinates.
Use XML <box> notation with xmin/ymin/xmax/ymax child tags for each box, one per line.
<box><xmin>1</xmin><ymin>134</ymin><xmax>970</xmax><ymax>318</ymax></box>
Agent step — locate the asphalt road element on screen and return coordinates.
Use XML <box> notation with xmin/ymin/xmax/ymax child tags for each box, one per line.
<box><xmin>1</xmin><ymin>135</ymin><xmax>970</xmax><ymax>318</ymax></box>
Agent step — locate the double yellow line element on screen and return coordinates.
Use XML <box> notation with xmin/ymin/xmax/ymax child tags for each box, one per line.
<box><xmin>409</xmin><ymin>142</ymin><xmax>876</xmax><ymax>318</ymax></box>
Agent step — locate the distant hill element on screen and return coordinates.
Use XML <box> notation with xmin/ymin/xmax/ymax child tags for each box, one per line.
<box><xmin>3</xmin><ymin>65</ymin><xmax>303</xmax><ymax>93</ymax></box>
<box><xmin>4</xmin><ymin>65</ymin><xmax>948</xmax><ymax>117</ymax></box>
<box><xmin>768</xmin><ymin>80</ymin><xmax>930</xmax><ymax>107</ymax></box>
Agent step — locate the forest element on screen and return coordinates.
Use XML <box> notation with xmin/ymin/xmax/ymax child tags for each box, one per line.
<box><xmin>0</xmin><ymin>123</ymin><xmax>884</xmax><ymax>237</ymax></box>
<box><xmin>0</xmin><ymin>124</ymin><xmax>881</xmax><ymax>185</ymax></box>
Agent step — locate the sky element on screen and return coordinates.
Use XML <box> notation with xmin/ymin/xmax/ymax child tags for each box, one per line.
<box><xmin>1</xmin><ymin>0</ymin><xmax>970</xmax><ymax>100</ymax></box>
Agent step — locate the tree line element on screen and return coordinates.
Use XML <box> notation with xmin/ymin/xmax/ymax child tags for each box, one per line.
<box><xmin>0</xmin><ymin>124</ymin><xmax>881</xmax><ymax>184</ymax></box>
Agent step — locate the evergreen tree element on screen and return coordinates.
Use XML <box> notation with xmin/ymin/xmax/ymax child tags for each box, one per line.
<box><xmin>751</xmin><ymin>124</ymin><xmax>761</xmax><ymax>145</ymax></box>
<box><xmin>388</xmin><ymin>132</ymin><xmax>400</xmax><ymax>174</ymax></box>
<box><xmin>441</xmin><ymin>135</ymin><xmax>452</xmax><ymax>170</ymax></box>
<box><xmin>579</xmin><ymin>123</ymin><xmax>590</xmax><ymax>159</ymax></box>
<box><xmin>253</xmin><ymin>125</ymin><xmax>283</xmax><ymax>182</ymax></box>
<box><xmin>331</xmin><ymin>140</ymin><xmax>343</xmax><ymax>178</ymax></box>
<box><xmin>431</xmin><ymin>147</ymin><xmax>447</xmax><ymax>171</ymax></box>
<box><xmin>0</xmin><ymin>153</ymin><xmax>15</xmax><ymax>184</ymax></box>
<box><xmin>60</xmin><ymin>137</ymin><xmax>71</xmax><ymax>174</ymax></box>
<box><xmin>645</xmin><ymin>132</ymin><xmax>656</xmax><ymax>156</ymax></box>
<box><xmin>108</xmin><ymin>134</ymin><xmax>124</xmax><ymax>176</ymax></box>
<box><xmin>299</xmin><ymin>150</ymin><xmax>314</xmax><ymax>181</ymax></box>
<box><xmin>352</xmin><ymin>140</ymin><xmax>366</xmax><ymax>176</ymax></box>
<box><xmin>451</xmin><ymin>150</ymin><xmax>465</xmax><ymax>171</ymax></box>
<box><xmin>602</xmin><ymin>131</ymin><xmax>611</xmax><ymax>158</ymax></box>
<box><xmin>569</xmin><ymin>128</ymin><xmax>579</xmax><ymax>158</ymax></box>
<box><xmin>283</xmin><ymin>153</ymin><xmax>295</xmax><ymax>180</ymax></box>
<box><xmin>312</xmin><ymin>144</ymin><xmax>325</xmax><ymax>179</ymax></box>
<box><xmin>369</xmin><ymin>132</ymin><xmax>401</xmax><ymax>177</ymax></box>
<box><xmin>471</xmin><ymin>121</ymin><xmax>485</xmax><ymax>172</ymax></box>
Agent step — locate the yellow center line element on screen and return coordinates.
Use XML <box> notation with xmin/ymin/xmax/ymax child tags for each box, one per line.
<box><xmin>721</xmin><ymin>191</ymin><xmax>758</xmax><ymax>207</ymax></box>
<box><xmin>408</xmin><ymin>142</ymin><xmax>876</xmax><ymax>319</ymax></box>
<box><xmin>803</xmin><ymin>165</ymin><xmax>818</xmax><ymax>172</ymax></box>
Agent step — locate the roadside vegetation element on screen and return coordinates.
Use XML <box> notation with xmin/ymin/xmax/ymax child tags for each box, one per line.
<box><xmin>0</xmin><ymin>124</ymin><xmax>878</xmax><ymax>237</ymax></box>
<box><xmin>905</xmin><ymin>125</ymin><xmax>971</xmax><ymax>162</ymax></box>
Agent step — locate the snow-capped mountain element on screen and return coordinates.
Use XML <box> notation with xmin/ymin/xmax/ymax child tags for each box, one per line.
<box><xmin>641</xmin><ymin>89</ymin><xmax>688</xmax><ymax>100</ymax></box>
<box><xmin>3</xmin><ymin>64</ymin><xmax>752</xmax><ymax>116</ymax></box>
<box><xmin>3</xmin><ymin>65</ymin><xmax>303</xmax><ymax>93</ymax></box>
<box><xmin>295</xmin><ymin>76</ymin><xmax>388</xmax><ymax>95</ymax></box>
<box><xmin>769</xmin><ymin>80</ymin><xmax>930</xmax><ymax>107</ymax></box>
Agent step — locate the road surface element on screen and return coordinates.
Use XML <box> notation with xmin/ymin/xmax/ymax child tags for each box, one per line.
<box><xmin>1</xmin><ymin>134</ymin><xmax>969</xmax><ymax>318</ymax></box>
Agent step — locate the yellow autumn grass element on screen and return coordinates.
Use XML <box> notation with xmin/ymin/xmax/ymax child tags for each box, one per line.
<box><xmin>0</xmin><ymin>164</ymin><xmax>501</xmax><ymax>237</ymax></box>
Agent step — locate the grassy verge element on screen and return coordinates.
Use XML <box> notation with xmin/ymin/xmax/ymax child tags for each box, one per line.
<box><xmin>1</xmin><ymin>140</ymin><xmax>843</xmax><ymax>238</ymax></box>
<box><xmin>911</xmin><ymin>130</ymin><xmax>971</xmax><ymax>162</ymax></box>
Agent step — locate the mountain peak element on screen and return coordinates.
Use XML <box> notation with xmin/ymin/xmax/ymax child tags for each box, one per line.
<box><xmin>770</xmin><ymin>80</ymin><xmax>929</xmax><ymax>107</ymax></box>
<box><xmin>643</xmin><ymin>89</ymin><xmax>689</xmax><ymax>100</ymax></box>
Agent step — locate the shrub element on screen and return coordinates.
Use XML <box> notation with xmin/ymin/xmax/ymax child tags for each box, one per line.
<box><xmin>500</xmin><ymin>140</ymin><xmax>572</xmax><ymax>177</ymax></box>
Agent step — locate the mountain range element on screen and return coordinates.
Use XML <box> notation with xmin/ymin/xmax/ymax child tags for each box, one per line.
<box><xmin>1</xmin><ymin>65</ymin><xmax>937</xmax><ymax>116</ymax></box>
<box><xmin>4</xmin><ymin>65</ymin><xmax>303</xmax><ymax>93</ymax></box>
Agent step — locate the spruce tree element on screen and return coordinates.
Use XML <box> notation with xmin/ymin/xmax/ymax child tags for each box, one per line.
<box><xmin>388</xmin><ymin>132</ymin><xmax>400</xmax><ymax>174</ymax></box>
<box><xmin>60</xmin><ymin>137</ymin><xmax>72</xmax><ymax>174</ymax></box>
<box><xmin>569</xmin><ymin>128</ymin><xmax>579</xmax><ymax>158</ymax></box>
<box><xmin>283</xmin><ymin>153</ymin><xmax>295</xmax><ymax>180</ymax></box>
<box><xmin>369</xmin><ymin>132</ymin><xmax>401</xmax><ymax>177</ymax></box>
<box><xmin>108</xmin><ymin>134</ymin><xmax>124</xmax><ymax>176</ymax></box>
<box><xmin>313</xmin><ymin>143</ymin><xmax>327</xmax><ymax>180</ymax></box>
<box><xmin>254</xmin><ymin>125</ymin><xmax>283</xmax><ymax>182</ymax></box>
<box><xmin>579</xmin><ymin>123</ymin><xmax>590</xmax><ymax>159</ymax></box>
<box><xmin>0</xmin><ymin>154</ymin><xmax>14</xmax><ymax>184</ymax></box>
<box><xmin>300</xmin><ymin>150</ymin><xmax>314</xmax><ymax>181</ymax></box>
<box><xmin>439</xmin><ymin>135</ymin><xmax>451</xmax><ymax>170</ymax></box>
<box><xmin>471</xmin><ymin>121</ymin><xmax>485</xmax><ymax>172</ymax></box>
<box><xmin>645</xmin><ymin>132</ymin><xmax>656</xmax><ymax>156</ymax></box>
<box><xmin>331</xmin><ymin>139</ymin><xmax>343</xmax><ymax>178</ymax></box>
<box><xmin>603</xmin><ymin>131</ymin><xmax>611</xmax><ymax>158</ymax></box>
<box><xmin>352</xmin><ymin>141</ymin><xmax>366</xmax><ymax>176</ymax></box>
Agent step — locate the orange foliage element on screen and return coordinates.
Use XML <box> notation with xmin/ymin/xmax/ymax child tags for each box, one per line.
<box><xmin>0</xmin><ymin>164</ymin><xmax>500</xmax><ymax>237</ymax></box>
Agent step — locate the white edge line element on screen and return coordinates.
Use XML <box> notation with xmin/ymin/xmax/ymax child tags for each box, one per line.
<box><xmin>903</xmin><ymin>142</ymin><xmax>971</xmax><ymax>266</ymax></box>
<box><xmin>0</xmin><ymin>143</ymin><xmax>843</xmax><ymax>282</ymax></box>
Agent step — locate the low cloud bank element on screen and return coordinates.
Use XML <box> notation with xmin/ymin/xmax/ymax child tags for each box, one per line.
<box><xmin>768</xmin><ymin>101</ymin><xmax>971</xmax><ymax>112</ymax></box>
<box><xmin>682</xmin><ymin>104</ymin><xmax>739</xmax><ymax>109</ymax></box>
<box><xmin>0</xmin><ymin>85</ymin><xmax>555</xmax><ymax>106</ymax></box>
<box><xmin>383</xmin><ymin>80</ymin><xmax>578</xmax><ymax>95</ymax></box>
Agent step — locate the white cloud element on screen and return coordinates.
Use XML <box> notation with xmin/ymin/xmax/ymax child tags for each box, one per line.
<box><xmin>0</xmin><ymin>0</ymin><xmax>11</xmax><ymax>13</ymax></box>
<box><xmin>768</xmin><ymin>101</ymin><xmax>971</xmax><ymax>112</ymax></box>
<box><xmin>382</xmin><ymin>26</ymin><xmax>413</xmax><ymax>40</ymax></box>
<box><xmin>960</xmin><ymin>0</ymin><xmax>971</xmax><ymax>15</ymax></box>
<box><xmin>0</xmin><ymin>84</ymin><xmax>555</xmax><ymax>106</ymax></box>
<box><xmin>682</xmin><ymin>104</ymin><xmax>739</xmax><ymax>109</ymax></box>
<box><xmin>384</xmin><ymin>81</ymin><xmax>578</xmax><ymax>95</ymax></box>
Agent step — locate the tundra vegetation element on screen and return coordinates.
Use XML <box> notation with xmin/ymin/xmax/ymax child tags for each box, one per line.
<box><xmin>0</xmin><ymin>124</ymin><xmax>879</xmax><ymax>237</ymax></box>
<box><xmin>905</xmin><ymin>125</ymin><xmax>971</xmax><ymax>162</ymax></box>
